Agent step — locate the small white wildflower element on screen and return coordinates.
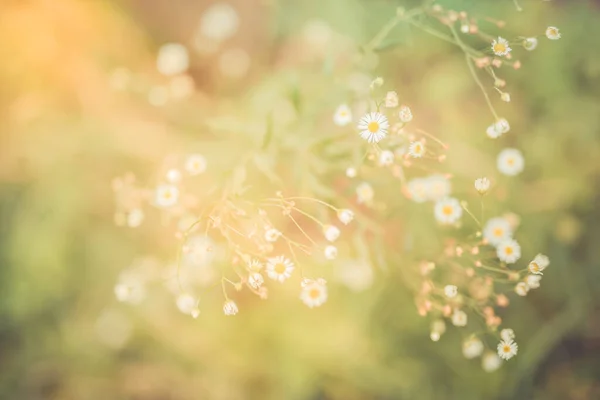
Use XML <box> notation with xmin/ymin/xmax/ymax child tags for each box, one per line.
<box><xmin>157</xmin><ymin>43</ymin><xmax>189</xmax><ymax>76</ymax></box>
<box><xmin>248</xmin><ymin>259</ymin><xmax>263</xmax><ymax>272</ymax></box>
<box><xmin>474</xmin><ymin>177</ymin><xmax>491</xmax><ymax>195</ymax></box>
<box><xmin>529</xmin><ymin>254</ymin><xmax>550</xmax><ymax>274</ymax></box>
<box><xmin>501</xmin><ymin>92</ymin><xmax>511</xmax><ymax>102</ymax></box>
<box><xmin>166</xmin><ymin>168</ymin><xmax>182</xmax><ymax>183</ymax></box>
<box><xmin>264</xmin><ymin>228</ymin><xmax>281</xmax><ymax>242</ymax></box>
<box><xmin>426</xmin><ymin>175</ymin><xmax>451</xmax><ymax>201</ymax></box>
<box><xmin>497</xmin><ymin>239</ymin><xmax>522</xmax><ymax>264</ymax></box>
<box><xmin>444</xmin><ymin>285</ymin><xmax>458</xmax><ymax>298</ymax></box>
<box><xmin>526</xmin><ymin>274</ymin><xmax>542</xmax><ymax>289</ymax></box>
<box><xmin>345</xmin><ymin>167</ymin><xmax>357</xmax><ymax>178</ymax></box>
<box><xmin>357</xmin><ymin>112</ymin><xmax>389</xmax><ymax>143</ymax></box>
<box><xmin>545</xmin><ymin>26</ymin><xmax>561</xmax><ymax>40</ymax></box>
<box><xmin>154</xmin><ymin>184</ymin><xmax>179</xmax><ymax>208</ymax></box>
<box><xmin>482</xmin><ymin>352</ymin><xmax>503</xmax><ymax>372</ymax></box>
<box><xmin>486</xmin><ymin>118</ymin><xmax>510</xmax><ymax>139</ymax></box>
<box><xmin>127</xmin><ymin>208</ymin><xmax>145</xmax><ymax>228</ymax></box>
<box><xmin>176</xmin><ymin>293</ymin><xmax>197</xmax><ymax>315</ymax></box>
<box><xmin>434</xmin><ymin>197</ymin><xmax>463</xmax><ymax>225</ymax></box>
<box><xmin>223</xmin><ymin>299</ymin><xmax>239</xmax><ymax>316</ymax></box>
<box><xmin>497</xmin><ymin>148</ymin><xmax>525</xmax><ymax>176</ymax></box>
<box><xmin>491</xmin><ymin>37</ymin><xmax>512</xmax><ymax>56</ymax></box>
<box><xmin>463</xmin><ymin>337</ymin><xmax>484</xmax><ymax>359</ymax></box>
<box><xmin>378</xmin><ymin>150</ymin><xmax>395</xmax><ymax>166</ymax></box>
<box><xmin>460</xmin><ymin>24</ymin><xmax>469</xmax><ymax>34</ymax></box>
<box><xmin>515</xmin><ymin>282</ymin><xmax>529</xmax><ymax>296</ymax></box>
<box><xmin>500</xmin><ymin>328</ymin><xmax>515</xmax><ymax>342</ymax></box>
<box><xmin>356</xmin><ymin>182</ymin><xmax>374</xmax><ymax>204</ymax></box>
<box><xmin>483</xmin><ymin>217</ymin><xmax>513</xmax><ymax>246</ymax></box>
<box><xmin>398</xmin><ymin>105</ymin><xmax>413</xmax><ymax>123</ymax></box>
<box><xmin>300</xmin><ymin>279</ymin><xmax>328</xmax><ymax>308</ymax></box>
<box><xmin>248</xmin><ymin>272</ymin><xmax>264</xmax><ymax>289</ymax></box>
<box><xmin>333</xmin><ymin>104</ymin><xmax>352</xmax><ymax>126</ymax></box>
<box><xmin>385</xmin><ymin>91</ymin><xmax>399</xmax><ymax>108</ymax></box>
<box><xmin>185</xmin><ymin>154</ymin><xmax>207</xmax><ymax>175</ymax></box>
<box><xmin>497</xmin><ymin>340</ymin><xmax>518</xmax><ymax>360</ymax></box>
<box><xmin>452</xmin><ymin>310</ymin><xmax>468</xmax><ymax>327</ymax></box>
<box><xmin>266</xmin><ymin>255</ymin><xmax>295</xmax><ymax>283</ymax></box>
<box><xmin>408</xmin><ymin>141</ymin><xmax>426</xmax><ymax>158</ymax></box>
<box><xmin>324</xmin><ymin>245</ymin><xmax>338</xmax><ymax>260</ymax></box>
<box><xmin>323</xmin><ymin>225</ymin><xmax>341</xmax><ymax>242</ymax></box>
<box><xmin>337</xmin><ymin>209</ymin><xmax>354</xmax><ymax>225</ymax></box>
<box><xmin>523</xmin><ymin>37</ymin><xmax>538</xmax><ymax>51</ymax></box>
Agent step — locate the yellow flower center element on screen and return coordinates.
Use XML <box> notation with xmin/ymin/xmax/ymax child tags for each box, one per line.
<box><xmin>494</xmin><ymin>43</ymin><xmax>506</xmax><ymax>53</ymax></box>
<box><xmin>493</xmin><ymin>228</ymin><xmax>504</xmax><ymax>237</ymax></box>
<box><xmin>309</xmin><ymin>288</ymin><xmax>321</xmax><ymax>299</ymax></box>
<box><xmin>530</xmin><ymin>262</ymin><xmax>539</xmax><ymax>272</ymax></box>
<box><xmin>163</xmin><ymin>191</ymin><xmax>172</xmax><ymax>199</ymax></box>
<box><xmin>442</xmin><ymin>205</ymin><xmax>453</xmax><ymax>216</ymax></box>
<box><xmin>505</xmin><ymin>247</ymin><xmax>513</xmax><ymax>255</ymax></box>
<box><xmin>507</xmin><ymin>158</ymin><xmax>515</xmax><ymax>166</ymax></box>
<box><xmin>368</xmin><ymin>121</ymin><xmax>380</xmax><ymax>133</ymax></box>
<box><xmin>274</xmin><ymin>263</ymin><xmax>286</xmax><ymax>274</ymax></box>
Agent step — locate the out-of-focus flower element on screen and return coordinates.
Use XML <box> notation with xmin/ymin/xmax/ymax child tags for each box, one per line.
<box><xmin>345</xmin><ymin>167</ymin><xmax>357</xmax><ymax>178</ymax></box>
<box><xmin>497</xmin><ymin>239</ymin><xmax>521</xmax><ymax>264</ymax></box>
<box><xmin>484</xmin><ymin>217</ymin><xmax>513</xmax><ymax>246</ymax></box>
<box><xmin>114</xmin><ymin>282</ymin><xmax>145</xmax><ymax>304</ymax></box>
<box><xmin>523</xmin><ymin>37</ymin><xmax>538</xmax><ymax>51</ymax></box>
<box><xmin>266</xmin><ymin>256</ymin><xmax>295</xmax><ymax>283</ymax></box>
<box><xmin>444</xmin><ymin>285</ymin><xmax>458</xmax><ymax>298</ymax></box>
<box><xmin>166</xmin><ymin>168</ymin><xmax>182</xmax><ymax>183</ymax></box>
<box><xmin>486</xmin><ymin>118</ymin><xmax>510</xmax><ymax>138</ymax></box>
<box><xmin>515</xmin><ymin>282</ymin><xmax>529</xmax><ymax>296</ymax></box>
<box><xmin>157</xmin><ymin>43</ymin><xmax>189</xmax><ymax>76</ymax></box>
<box><xmin>474</xmin><ymin>177</ymin><xmax>491</xmax><ymax>195</ymax></box>
<box><xmin>385</xmin><ymin>91</ymin><xmax>399</xmax><ymax>108</ymax></box>
<box><xmin>430</xmin><ymin>319</ymin><xmax>446</xmax><ymax>341</ymax></box>
<box><xmin>356</xmin><ymin>182</ymin><xmax>374</xmax><ymax>204</ymax></box>
<box><xmin>491</xmin><ymin>37</ymin><xmax>511</xmax><ymax>56</ymax></box>
<box><xmin>357</xmin><ymin>112</ymin><xmax>389</xmax><ymax>143</ymax></box>
<box><xmin>300</xmin><ymin>279</ymin><xmax>328</xmax><ymax>308</ymax></box>
<box><xmin>333</xmin><ymin>104</ymin><xmax>352</xmax><ymax>126</ymax></box>
<box><xmin>497</xmin><ymin>148</ymin><xmax>525</xmax><ymax>176</ymax></box>
<box><xmin>434</xmin><ymin>197</ymin><xmax>463</xmax><ymax>225</ymax></box>
<box><xmin>398</xmin><ymin>105</ymin><xmax>413</xmax><ymax>122</ymax></box>
<box><xmin>154</xmin><ymin>184</ymin><xmax>179</xmax><ymax>208</ymax></box>
<box><xmin>407</xmin><ymin>178</ymin><xmax>429</xmax><ymax>203</ymax></box>
<box><xmin>546</xmin><ymin>26</ymin><xmax>561</xmax><ymax>40</ymax></box>
<box><xmin>526</xmin><ymin>274</ymin><xmax>542</xmax><ymax>289</ymax></box>
<box><xmin>426</xmin><ymin>175</ymin><xmax>451</xmax><ymax>201</ymax></box>
<box><xmin>452</xmin><ymin>309</ymin><xmax>468</xmax><ymax>326</ymax></box>
<box><xmin>323</xmin><ymin>225</ymin><xmax>341</xmax><ymax>242</ymax></box>
<box><xmin>482</xmin><ymin>352</ymin><xmax>502</xmax><ymax>372</ymax></box>
<box><xmin>127</xmin><ymin>208</ymin><xmax>144</xmax><ymax>227</ymax></box>
<box><xmin>198</xmin><ymin>3</ymin><xmax>239</xmax><ymax>42</ymax></box>
<box><xmin>324</xmin><ymin>245</ymin><xmax>338</xmax><ymax>260</ymax></box>
<box><xmin>176</xmin><ymin>293</ymin><xmax>198</xmax><ymax>315</ymax></box>
<box><xmin>497</xmin><ymin>340</ymin><xmax>518</xmax><ymax>360</ymax></box>
<box><xmin>248</xmin><ymin>272</ymin><xmax>264</xmax><ymax>289</ymax></box>
<box><xmin>185</xmin><ymin>154</ymin><xmax>207</xmax><ymax>175</ymax></box>
<box><xmin>223</xmin><ymin>300</ymin><xmax>239</xmax><ymax>316</ymax></box>
<box><xmin>500</xmin><ymin>92</ymin><xmax>511</xmax><ymax>102</ymax></box>
<box><xmin>378</xmin><ymin>150</ymin><xmax>395</xmax><ymax>166</ymax></box>
<box><xmin>501</xmin><ymin>328</ymin><xmax>515</xmax><ymax>342</ymax></box>
<box><xmin>463</xmin><ymin>337</ymin><xmax>484</xmax><ymax>359</ymax></box>
<box><xmin>408</xmin><ymin>141</ymin><xmax>426</xmax><ymax>158</ymax></box>
<box><xmin>264</xmin><ymin>228</ymin><xmax>281</xmax><ymax>243</ymax></box>
<box><xmin>337</xmin><ymin>209</ymin><xmax>354</xmax><ymax>225</ymax></box>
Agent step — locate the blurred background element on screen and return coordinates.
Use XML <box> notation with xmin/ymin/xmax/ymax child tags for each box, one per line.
<box><xmin>1</xmin><ymin>0</ymin><xmax>600</xmax><ymax>399</ymax></box>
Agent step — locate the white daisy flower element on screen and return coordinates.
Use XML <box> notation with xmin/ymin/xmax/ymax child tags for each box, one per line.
<box><xmin>264</xmin><ymin>228</ymin><xmax>281</xmax><ymax>243</ymax></box>
<box><xmin>434</xmin><ymin>197</ymin><xmax>463</xmax><ymax>225</ymax></box>
<box><xmin>356</xmin><ymin>182</ymin><xmax>374</xmax><ymax>204</ymax></box>
<box><xmin>497</xmin><ymin>148</ymin><xmax>525</xmax><ymax>176</ymax></box>
<box><xmin>483</xmin><ymin>217</ymin><xmax>513</xmax><ymax>246</ymax></box>
<box><xmin>523</xmin><ymin>37</ymin><xmax>538</xmax><ymax>51</ymax></box>
<box><xmin>398</xmin><ymin>105</ymin><xmax>413</xmax><ymax>123</ymax></box>
<box><xmin>482</xmin><ymin>352</ymin><xmax>503</xmax><ymax>372</ymax></box>
<box><xmin>525</xmin><ymin>274</ymin><xmax>542</xmax><ymax>289</ymax></box>
<box><xmin>266</xmin><ymin>255</ymin><xmax>295</xmax><ymax>283</ymax></box>
<box><xmin>474</xmin><ymin>177</ymin><xmax>491</xmax><ymax>195</ymax></box>
<box><xmin>426</xmin><ymin>175</ymin><xmax>451</xmax><ymax>201</ymax></box>
<box><xmin>407</xmin><ymin>178</ymin><xmax>429</xmax><ymax>203</ymax></box>
<box><xmin>500</xmin><ymin>328</ymin><xmax>515</xmax><ymax>342</ymax></box>
<box><xmin>357</xmin><ymin>112</ymin><xmax>389</xmax><ymax>143</ymax></box>
<box><xmin>385</xmin><ymin>91</ymin><xmax>399</xmax><ymax>108</ymax></box>
<box><xmin>166</xmin><ymin>168</ymin><xmax>182</xmax><ymax>183</ymax></box>
<box><xmin>497</xmin><ymin>340</ymin><xmax>518</xmax><ymax>360</ymax></box>
<box><xmin>378</xmin><ymin>150</ymin><xmax>395</xmax><ymax>166</ymax></box>
<box><xmin>408</xmin><ymin>141</ymin><xmax>426</xmax><ymax>158</ymax></box>
<box><xmin>185</xmin><ymin>154</ymin><xmax>207</xmax><ymax>175</ymax></box>
<box><xmin>223</xmin><ymin>299</ymin><xmax>239</xmax><ymax>316</ymax></box>
<box><xmin>444</xmin><ymin>285</ymin><xmax>458</xmax><ymax>298</ymax></box>
<box><xmin>155</xmin><ymin>184</ymin><xmax>179</xmax><ymax>208</ymax></box>
<box><xmin>515</xmin><ymin>282</ymin><xmax>529</xmax><ymax>296</ymax></box>
<box><xmin>324</xmin><ymin>245</ymin><xmax>338</xmax><ymax>260</ymax></box>
<box><xmin>300</xmin><ymin>279</ymin><xmax>328</xmax><ymax>308</ymax></box>
<box><xmin>323</xmin><ymin>225</ymin><xmax>340</xmax><ymax>242</ymax></box>
<box><xmin>333</xmin><ymin>104</ymin><xmax>352</xmax><ymax>126</ymax></box>
<box><xmin>452</xmin><ymin>309</ymin><xmax>468</xmax><ymax>327</ymax></box>
<box><xmin>157</xmin><ymin>43</ymin><xmax>189</xmax><ymax>76</ymax></box>
<box><xmin>463</xmin><ymin>337</ymin><xmax>484</xmax><ymax>359</ymax></box>
<box><xmin>496</xmin><ymin>239</ymin><xmax>521</xmax><ymax>264</ymax></box>
<box><xmin>528</xmin><ymin>254</ymin><xmax>550</xmax><ymax>274</ymax></box>
<box><xmin>546</xmin><ymin>26</ymin><xmax>561</xmax><ymax>40</ymax></box>
<box><xmin>491</xmin><ymin>37</ymin><xmax>512</xmax><ymax>56</ymax></box>
<box><xmin>176</xmin><ymin>293</ymin><xmax>198</xmax><ymax>315</ymax></box>
<box><xmin>337</xmin><ymin>209</ymin><xmax>354</xmax><ymax>225</ymax></box>
<box><xmin>248</xmin><ymin>272</ymin><xmax>264</xmax><ymax>289</ymax></box>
